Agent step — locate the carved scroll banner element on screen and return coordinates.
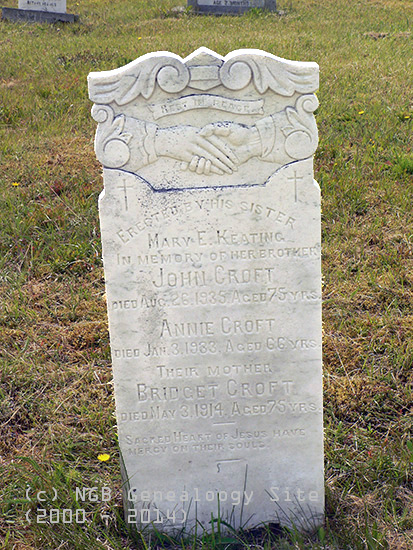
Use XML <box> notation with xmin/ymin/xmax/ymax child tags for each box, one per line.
<box><xmin>88</xmin><ymin>48</ymin><xmax>323</xmax><ymax>533</ymax></box>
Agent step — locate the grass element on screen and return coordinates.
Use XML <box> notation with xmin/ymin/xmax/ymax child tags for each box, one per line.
<box><xmin>0</xmin><ymin>0</ymin><xmax>412</xmax><ymax>548</ymax></box>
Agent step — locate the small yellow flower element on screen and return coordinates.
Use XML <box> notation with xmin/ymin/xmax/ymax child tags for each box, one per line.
<box><xmin>98</xmin><ymin>453</ymin><xmax>110</xmax><ymax>462</ymax></box>
<box><xmin>12</xmin><ymin>182</ymin><xmax>20</xmax><ymax>186</ymax></box>
<box><xmin>358</xmin><ymin>110</ymin><xmax>365</xmax><ymax>115</ymax></box>
<box><xmin>138</xmin><ymin>37</ymin><xmax>142</xmax><ymax>40</ymax></box>
<box><xmin>404</xmin><ymin>115</ymin><xmax>410</xmax><ymax>119</ymax></box>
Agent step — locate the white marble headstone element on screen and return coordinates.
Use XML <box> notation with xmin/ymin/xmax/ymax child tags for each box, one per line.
<box><xmin>18</xmin><ymin>0</ymin><xmax>66</xmax><ymax>12</ymax></box>
<box><xmin>88</xmin><ymin>48</ymin><xmax>323</xmax><ymax>533</ymax></box>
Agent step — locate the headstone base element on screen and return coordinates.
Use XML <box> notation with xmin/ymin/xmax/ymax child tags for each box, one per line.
<box><xmin>1</xmin><ymin>7</ymin><xmax>78</xmax><ymax>23</ymax></box>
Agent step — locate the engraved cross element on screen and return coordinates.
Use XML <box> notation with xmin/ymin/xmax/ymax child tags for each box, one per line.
<box><xmin>288</xmin><ymin>171</ymin><xmax>303</xmax><ymax>203</ymax></box>
<box><xmin>118</xmin><ymin>180</ymin><xmax>133</xmax><ymax>211</ymax></box>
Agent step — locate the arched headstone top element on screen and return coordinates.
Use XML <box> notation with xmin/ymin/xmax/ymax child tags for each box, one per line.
<box><xmin>88</xmin><ymin>48</ymin><xmax>319</xmax><ymax>191</ymax></box>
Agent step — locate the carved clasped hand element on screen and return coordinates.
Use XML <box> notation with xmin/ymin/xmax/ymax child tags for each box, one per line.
<box><xmin>181</xmin><ymin>121</ymin><xmax>262</xmax><ymax>175</ymax></box>
<box><xmin>155</xmin><ymin>125</ymin><xmax>238</xmax><ymax>175</ymax></box>
<box><xmin>201</xmin><ymin>122</ymin><xmax>262</xmax><ymax>165</ymax></box>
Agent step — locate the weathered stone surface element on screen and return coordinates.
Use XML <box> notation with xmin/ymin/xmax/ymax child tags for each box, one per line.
<box><xmin>188</xmin><ymin>0</ymin><xmax>276</xmax><ymax>15</ymax></box>
<box><xmin>88</xmin><ymin>48</ymin><xmax>323</xmax><ymax>534</ymax></box>
<box><xmin>19</xmin><ymin>0</ymin><xmax>66</xmax><ymax>12</ymax></box>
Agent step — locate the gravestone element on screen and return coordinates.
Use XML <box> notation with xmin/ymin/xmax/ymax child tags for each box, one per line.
<box><xmin>2</xmin><ymin>0</ymin><xmax>77</xmax><ymax>22</ymax></box>
<box><xmin>19</xmin><ymin>0</ymin><xmax>66</xmax><ymax>11</ymax></box>
<box><xmin>188</xmin><ymin>0</ymin><xmax>276</xmax><ymax>15</ymax></box>
<box><xmin>88</xmin><ymin>47</ymin><xmax>323</xmax><ymax>533</ymax></box>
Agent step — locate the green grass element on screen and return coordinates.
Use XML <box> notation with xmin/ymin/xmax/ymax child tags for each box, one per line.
<box><xmin>0</xmin><ymin>0</ymin><xmax>412</xmax><ymax>548</ymax></box>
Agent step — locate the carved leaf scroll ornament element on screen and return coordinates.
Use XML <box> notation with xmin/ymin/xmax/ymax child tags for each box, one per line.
<box><xmin>91</xmin><ymin>104</ymin><xmax>132</xmax><ymax>169</ymax></box>
<box><xmin>282</xmin><ymin>94</ymin><xmax>319</xmax><ymax>159</ymax></box>
<box><xmin>88</xmin><ymin>48</ymin><xmax>318</xmax><ymax>104</ymax></box>
<box><xmin>219</xmin><ymin>54</ymin><xmax>318</xmax><ymax>96</ymax></box>
<box><xmin>89</xmin><ymin>54</ymin><xmax>190</xmax><ymax>105</ymax></box>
